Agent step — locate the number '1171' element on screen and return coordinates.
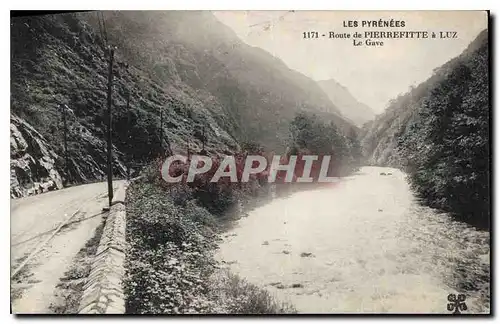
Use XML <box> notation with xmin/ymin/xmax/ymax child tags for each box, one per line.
<box><xmin>303</xmin><ymin>31</ymin><xmax>319</xmax><ymax>39</ymax></box>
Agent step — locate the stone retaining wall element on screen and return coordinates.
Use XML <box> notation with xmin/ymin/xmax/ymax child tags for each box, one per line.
<box><xmin>78</xmin><ymin>182</ymin><xmax>128</xmax><ymax>314</ymax></box>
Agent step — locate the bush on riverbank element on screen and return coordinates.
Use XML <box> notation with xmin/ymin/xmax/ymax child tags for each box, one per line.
<box><xmin>207</xmin><ymin>269</ymin><xmax>296</xmax><ymax>314</ymax></box>
<box><xmin>124</xmin><ymin>162</ymin><xmax>295</xmax><ymax>314</ymax></box>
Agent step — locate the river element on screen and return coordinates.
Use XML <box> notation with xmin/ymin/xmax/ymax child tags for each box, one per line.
<box><xmin>216</xmin><ymin>166</ymin><xmax>490</xmax><ymax>314</ymax></box>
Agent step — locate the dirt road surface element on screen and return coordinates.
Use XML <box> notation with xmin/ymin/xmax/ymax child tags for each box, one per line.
<box><xmin>11</xmin><ymin>181</ymin><xmax>124</xmax><ymax>314</ymax></box>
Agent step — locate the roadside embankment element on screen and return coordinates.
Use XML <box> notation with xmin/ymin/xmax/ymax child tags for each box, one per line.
<box><xmin>123</xmin><ymin>163</ymin><xmax>296</xmax><ymax>314</ymax></box>
<box><xmin>77</xmin><ymin>182</ymin><xmax>128</xmax><ymax>314</ymax></box>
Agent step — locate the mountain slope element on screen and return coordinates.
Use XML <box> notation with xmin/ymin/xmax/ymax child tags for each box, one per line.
<box><xmin>361</xmin><ymin>29</ymin><xmax>489</xmax><ymax>228</ymax></box>
<box><xmin>317</xmin><ymin>79</ymin><xmax>375</xmax><ymax>126</ymax></box>
<box><xmin>10</xmin><ymin>11</ymin><xmax>357</xmax><ymax>197</ymax></box>
<box><xmin>11</xmin><ymin>12</ymin><xmax>239</xmax><ymax>196</ymax></box>
<box><xmin>82</xmin><ymin>11</ymin><xmax>355</xmax><ymax>145</ymax></box>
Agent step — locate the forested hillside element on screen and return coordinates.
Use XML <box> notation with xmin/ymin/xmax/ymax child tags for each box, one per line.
<box><xmin>10</xmin><ymin>11</ymin><xmax>356</xmax><ymax>197</ymax></box>
<box><xmin>362</xmin><ymin>30</ymin><xmax>489</xmax><ymax>228</ymax></box>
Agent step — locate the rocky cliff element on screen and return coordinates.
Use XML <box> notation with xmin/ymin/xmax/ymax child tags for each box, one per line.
<box><xmin>11</xmin><ymin>114</ymin><xmax>63</xmax><ymax>198</ymax></box>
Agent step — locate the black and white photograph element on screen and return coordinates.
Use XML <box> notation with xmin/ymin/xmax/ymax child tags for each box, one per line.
<box><xmin>9</xmin><ymin>9</ymin><xmax>491</xmax><ymax>315</ymax></box>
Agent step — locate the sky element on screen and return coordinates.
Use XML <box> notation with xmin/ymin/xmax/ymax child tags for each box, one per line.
<box><xmin>213</xmin><ymin>11</ymin><xmax>488</xmax><ymax>113</ymax></box>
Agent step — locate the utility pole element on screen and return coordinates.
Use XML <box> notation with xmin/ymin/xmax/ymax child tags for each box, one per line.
<box><xmin>159</xmin><ymin>107</ymin><xmax>163</xmax><ymax>156</ymax></box>
<box><xmin>126</xmin><ymin>90</ymin><xmax>131</xmax><ymax>180</ymax></box>
<box><xmin>202</xmin><ymin>125</ymin><xmax>206</xmax><ymax>152</ymax></box>
<box><xmin>106</xmin><ymin>47</ymin><xmax>115</xmax><ymax>206</ymax></box>
<box><xmin>61</xmin><ymin>104</ymin><xmax>69</xmax><ymax>186</ymax></box>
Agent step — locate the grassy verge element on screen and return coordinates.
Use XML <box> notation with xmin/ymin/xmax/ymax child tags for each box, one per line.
<box><xmin>124</xmin><ymin>162</ymin><xmax>296</xmax><ymax>314</ymax></box>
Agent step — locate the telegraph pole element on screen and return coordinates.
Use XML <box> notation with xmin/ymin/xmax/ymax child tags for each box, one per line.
<box><xmin>61</xmin><ymin>104</ymin><xmax>69</xmax><ymax>186</ymax></box>
<box><xmin>126</xmin><ymin>90</ymin><xmax>131</xmax><ymax>180</ymax></box>
<box><xmin>202</xmin><ymin>125</ymin><xmax>206</xmax><ymax>152</ymax></box>
<box><xmin>159</xmin><ymin>107</ymin><xmax>164</xmax><ymax>156</ymax></box>
<box><xmin>106</xmin><ymin>47</ymin><xmax>115</xmax><ymax>206</ymax></box>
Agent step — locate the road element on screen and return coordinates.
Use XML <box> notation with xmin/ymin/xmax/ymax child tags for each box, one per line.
<box><xmin>217</xmin><ymin>167</ymin><xmax>490</xmax><ymax>314</ymax></box>
<box><xmin>11</xmin><ymin>181</ymin><xmax>123</xmax><ymax>314</ymax></box>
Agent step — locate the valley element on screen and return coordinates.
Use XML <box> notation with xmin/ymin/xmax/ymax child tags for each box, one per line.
<box><xmin>10</xmin><ymin>11</ymin><xmax>490</xmax><ymax>315</ymax></box>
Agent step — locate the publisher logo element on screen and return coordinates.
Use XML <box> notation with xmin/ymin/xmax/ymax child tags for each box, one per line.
<box><xmin>447</xmin><ymin>294</ymin><xmax>467</xmax><ymax>314</ymax></box>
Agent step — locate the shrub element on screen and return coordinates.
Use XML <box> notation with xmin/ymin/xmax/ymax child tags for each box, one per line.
<box><xmin>124</xmin><ymin>165</ymin><xmax>296</xmax><ymax>314</ymax></box>
<box><xmin>207</xmin><ymin>270</ymin><xmax>296</xmax><ymax>314</ymax></box>
<box><xmin>125</xmin><ymin>181</ymin><xmax>217</xmax><ymax>314</ymax></box>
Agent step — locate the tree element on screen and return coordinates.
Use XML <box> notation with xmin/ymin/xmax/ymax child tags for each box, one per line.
<box><xmin>397</xmin><ymin>38</ymin><xmax>489</xmax><ymax>229</ymax></box>
<box><xmin>288</xmin><ymin>113</ymin><xmax>361</xmax><ymax>178</ymax></box>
